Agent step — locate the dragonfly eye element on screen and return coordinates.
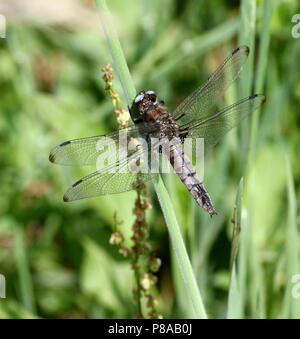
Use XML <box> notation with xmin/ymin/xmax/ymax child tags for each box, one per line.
<box><xmin>135</xmin><ymin>93</ymin><xmax>145</xmax><ymax>103</ymax></box>
<box><xmin>145</xmin><ymin>90</ymin><xmax>157</xmax><ymax>103</ymax></box>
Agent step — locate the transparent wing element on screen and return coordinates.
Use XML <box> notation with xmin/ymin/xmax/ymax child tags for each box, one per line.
<box><xmin>49</xmin><ymin>124</ymin><xmax>150</xmax><ymax>166</ymax></box>
<box><xmin>179</xmin><ymin>94</ymin><xmax>266</xmax><ymax>149</ymax></box>
<box><xmin>173</xmin><ymin>46</ymin><xmax>250</xmax><ymax>125</ymax></box>
<box><xmin>63</xmin><ymin>148</ymin><xmax>158</xmax><ymax>202</ymax></box>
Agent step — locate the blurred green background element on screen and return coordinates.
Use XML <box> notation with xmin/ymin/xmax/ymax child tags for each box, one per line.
<box><xmin>0</xmin><ymin>0</ymin><xmax>299</xmax><ymax>319</ymax></box>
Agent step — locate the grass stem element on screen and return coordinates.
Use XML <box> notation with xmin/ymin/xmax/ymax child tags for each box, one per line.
<box><xmin>95</xmin><ymin>0</ymin><xmax>207</xmax><ymax>318</ymax></box>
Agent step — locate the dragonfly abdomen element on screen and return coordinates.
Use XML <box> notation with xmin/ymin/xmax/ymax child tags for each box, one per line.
<box><xmin>168</xmin><ymin>143</ymin><xmax>217</xmax><ymax>216</ymax></box>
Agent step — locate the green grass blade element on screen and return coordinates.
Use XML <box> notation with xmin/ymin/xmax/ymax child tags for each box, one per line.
<box><xmin>14</xmin><ymin>225</ymin><xmax>36</xmax><ymax>314</ymax></box>
<box><xmin>95</xmin><ymin>1</ymin><xmax>136</xmax><ymax>109</ymax></box>
<box><xmin>154</xmin><ymin>179</ymin><xmax>207</xmax><ymax>318</ymax></box>
<box><xmin>238</xmin><ymin>0</ymin><xmax>257</xmax><ymax>171</ymax></box>
<box><xmin>230</xmin><ymin>178</ymin><xmax>243</xmax><ymax>272</ymax></box>
<box><xmin>227</xmin><ymin>178</ymin><xmax>243</xmax><ymax>318</ymax></box>
<box><xmin>282</xmin><ymin>155</ymin><xmax>300</xmax><ymax>318</ymax></box>
<box><xmin>227</xmin><ymin>265</ymin><xmax>241</xmax><ymax>319</ymax></box>
<box><xmin>249</xmin><ymin>0</ymin><xmax>274</xmax><ymax>162</ymax></box>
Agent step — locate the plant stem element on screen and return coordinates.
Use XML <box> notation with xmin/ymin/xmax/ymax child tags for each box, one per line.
<box><xmin>238</xmin><ymin>0</ymin><xmax>256</xmax><ymax>173</ymax></box>
<box><xmin>95</xmin><ymin>0</ymin><xmax>207</xmax><ymax>318</ymax></box>
<box><xmin>249</xmin><ymin>0</ymin><xmax>274</xmax><ymax>162</ymax></box>
<box><xmin>133</xmin><ymin>253</ymin><xmax>142</xmax><ymax>317</ymax></box>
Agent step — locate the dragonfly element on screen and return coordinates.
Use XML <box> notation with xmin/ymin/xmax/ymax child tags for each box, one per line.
<box><xmin>49</xmin><ymin>46</ymin><xmax>265</xmax><ymax>216</ymax></box>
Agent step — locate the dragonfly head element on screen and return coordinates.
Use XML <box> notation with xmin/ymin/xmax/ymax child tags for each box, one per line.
<box><xmin>134</xmin><ymin>90</ymin><xmax>157</xmax><ymax>110</ymax></box>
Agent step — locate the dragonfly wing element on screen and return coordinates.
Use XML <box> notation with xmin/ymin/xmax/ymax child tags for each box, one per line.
<box><xmin>63</xmin><ymin>148</ymin><xmax>158</xmax><ymax>201</ymax></box>
<box><xmin>179</xmin><ymin>94</ymin><xmax>266</xmax><ymax>149</ymax></box>
<box><xmin>49</xmin><ymin>124</ymin><xmax>150</xmax><ymax>166</ymax></box>
<box><xmin>173</xmin><ymin>46</ymin><xmax>250</xmax><ymax>125</ymax></box>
